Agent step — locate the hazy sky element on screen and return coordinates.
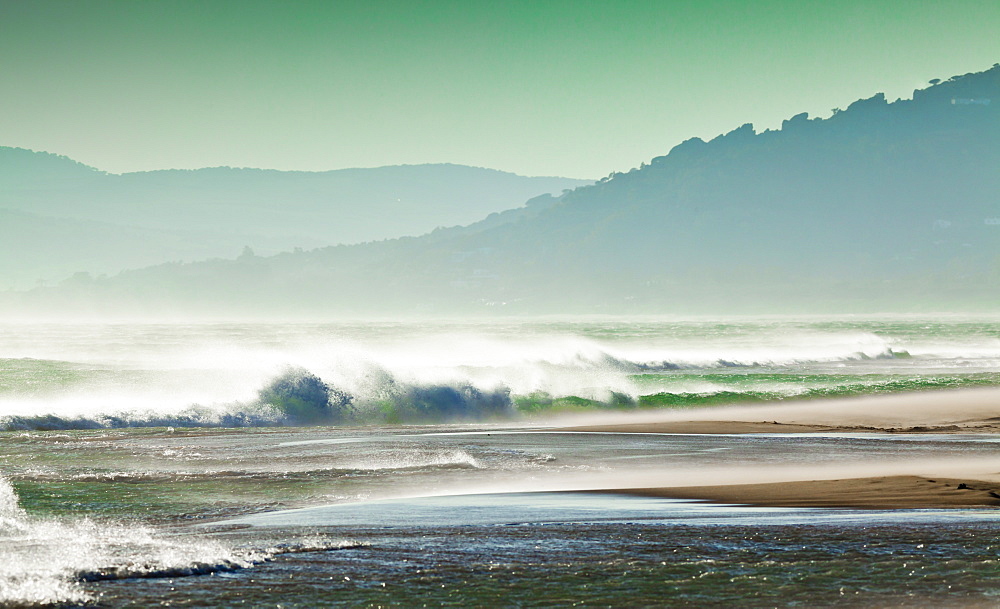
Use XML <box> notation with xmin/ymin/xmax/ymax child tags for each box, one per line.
<box><xmin>2</xmin><ymin>0</ymin><xmax>998</xmax><ymax>179</ymax></box>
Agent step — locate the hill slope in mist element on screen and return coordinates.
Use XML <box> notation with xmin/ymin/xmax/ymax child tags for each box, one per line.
<box><xmin>0</xmin><ymin>154</ymin><xmax>588</xmax><ymax>287</ymax></box>
<box><xmin>10</xmin><ymin>64</ymin><xmax>1000</xmax><ymax>316</ymax></box>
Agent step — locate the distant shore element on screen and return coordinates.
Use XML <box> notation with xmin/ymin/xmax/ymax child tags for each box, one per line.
<box><xmin>556</xmin><ymin>387</ymin><xmax>1000</xmax><ymax>508</ymax></box>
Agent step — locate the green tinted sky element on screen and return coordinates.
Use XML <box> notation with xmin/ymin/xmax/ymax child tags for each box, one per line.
<box><xmin>2</xmin><ymin>0</ymin><xmax>998</xmax><ymax>178</ymax></box>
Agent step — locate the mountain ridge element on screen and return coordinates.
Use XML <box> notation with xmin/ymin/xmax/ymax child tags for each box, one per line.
<box><xmin>8</xmin><ymin>63</ymin><xmax>999</xmax><ymax>316</ymax></box>
<box><xmin>0</xmin><ymin>152</ymin><xmax>590</xmax><ymax>286</ymax></box>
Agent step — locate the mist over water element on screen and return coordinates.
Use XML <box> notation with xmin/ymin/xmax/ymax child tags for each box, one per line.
<box><xmin>1</xmin><ymin>317</ymin><xmax>999</xmax><ymax>430</ymax></box>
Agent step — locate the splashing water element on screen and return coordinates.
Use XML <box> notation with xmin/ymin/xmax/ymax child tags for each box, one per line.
<box><xmin>336</xmin><ymin>448</ymin><xmax>483</xmax><ymax>471</ymax></box>
<box><xmin>0</xmin><ymin>474</ymin><xmax>22</xmax><ymax>521</ymax></box>
<box><xmin>0</xmin><ymin>473</ymin><xmax>258</xmax><ymax>605</ymax></box>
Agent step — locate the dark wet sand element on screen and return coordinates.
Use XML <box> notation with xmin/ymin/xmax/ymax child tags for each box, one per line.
<box><xmin>615</xmin><ymin>475</ymin><xmax>1000</xmax><ymax>509</ymax></box>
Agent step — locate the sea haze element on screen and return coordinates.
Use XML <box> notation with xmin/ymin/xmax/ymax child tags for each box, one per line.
<box><xmin>1</xmin><ymin>317</ymin><xmax>998</xmax><ymax>430</ymax></box>
<box><xmin>0</xmin><ymin>156</ymin><xmax>588</xmax><ymax>289</ymax></box>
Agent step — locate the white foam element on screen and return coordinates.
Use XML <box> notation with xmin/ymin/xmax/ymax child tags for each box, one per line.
<box><xmin>0</xmin><ymin>474</ymin><xmax>254</xmax><ymax>606</ymax></box>
<box><xmin>2</xmin><ymin>319</ymin><xmax>999</xmax><ymax>426</ymax></box>
<box><xmin>335</xmin><ymin>448</ymin><xmax>482</xmax><ymax>471</ymax></box>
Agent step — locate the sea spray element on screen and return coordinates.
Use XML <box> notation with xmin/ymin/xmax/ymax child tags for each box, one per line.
<box><xmin>0</xmin><ymin>471</ymin><xmax>245</xmax><ymax>605</ymax></box>
<box><xmin>1</xmin><ymin>319</ymin><xmax>999</xmax><ymax>430</ymax></box>
<box><xmin>257</xmin><ymin>366</ymin><xmax>354</xmax><ymax>424</ymax></box>
<box><xmin>0</xmin><ymin>473</ymin><xmax>22</xmax><ymax>521</ymax></box>
<box><xmin>4</xmin><ymin>370</ymin><xmax>1000</xmax><ymax>431</ymax></box>
<box><xmin>0</xmin><ymin>472</ymin><xmax>365</xmax><ymax>605</ymax></box>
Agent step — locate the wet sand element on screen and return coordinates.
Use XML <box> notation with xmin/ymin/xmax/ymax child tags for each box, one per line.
<box><xmin>616</xmin><ymin>476</ymin><xmax>1000</xmax><ymax>509</ymax></box>
<box><xmin>557</xmin><ymin>388</ymin><xmax>1000</xmax><ymax>508</ymax></box>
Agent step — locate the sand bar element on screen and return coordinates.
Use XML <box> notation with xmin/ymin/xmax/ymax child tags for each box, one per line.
<box><xmin>555</xmin><ymin>388</ymin><xmax>1000</xmax><ymax>508</ymax></box>
<box><xmin>558</xmin><ymin>387</ymin><xmax>1000</xmax><ymax>435</ymax></box>
<box><xmin>614</xmin><ymin>476</ymin><xmax>1000</xmax><ymax>509</ymax></box>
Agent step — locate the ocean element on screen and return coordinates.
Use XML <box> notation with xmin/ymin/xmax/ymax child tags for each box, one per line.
<box><xmin>1</xmin><ymin>315</ymin><xmax>999</xmax><ymax>607</ymax></box>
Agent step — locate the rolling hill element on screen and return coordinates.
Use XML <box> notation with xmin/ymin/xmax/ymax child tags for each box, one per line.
<box><xmin>8</xmin><ymin>64</ymin><xmax>1000</xmax><ymax>316</ymax></box>
<box><xmin>0</xmin><ymin>152</ymin><xmax>588</xmax><ymax>287</ymax></box>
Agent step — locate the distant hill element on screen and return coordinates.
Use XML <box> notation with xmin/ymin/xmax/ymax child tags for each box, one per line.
<box><xmin>0</xmin><ymin>152</ymin><xmax>589</xmax><ymax>287</ymax></box>
<box><xmin>0</xmin><ymin>208</ymin><xmax>305</xmax><ymax>289</ymax></box>
<box><xmin>9</xmin><ymin>64</ymin><xmax>1000</xmax><ymax>316</ymax></box>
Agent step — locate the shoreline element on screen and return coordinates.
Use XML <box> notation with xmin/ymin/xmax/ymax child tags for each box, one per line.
<box><xmin>556</xmin><ymin>387</ymin><xmax>1000</xmax><ymax>436</ymax></box>
<box><xmin>609</xmin><ymin>475</ymin><xmax>1000</xmax><ymax>509</ymax></box>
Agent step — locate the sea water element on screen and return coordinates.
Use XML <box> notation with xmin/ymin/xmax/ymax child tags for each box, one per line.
<box><xmin>1</xmin><ymin>316</ymin><xmax>999</xmax><ymax>606</ymax></box>
<box><xmin>3</xmin><ymin>316</ymin><xmax>1000</xmax><ymax>428</ymax></box>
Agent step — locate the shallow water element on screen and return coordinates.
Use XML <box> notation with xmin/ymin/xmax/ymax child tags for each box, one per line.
<box><xmin>3</xmin><ymin>426</ymin><xmax>1000</xmax><ymax>606</ymax></box>
<box><xmin>97</xmin><ymin>509</ymin><xmax>1000</xmax><ymax>608</ymax></box>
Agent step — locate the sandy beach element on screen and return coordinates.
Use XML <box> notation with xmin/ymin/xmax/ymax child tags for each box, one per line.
<box><xmin>558</xmin><ymin>388</ymin><xmax>1000</xmax><ymax>509</ymax></box>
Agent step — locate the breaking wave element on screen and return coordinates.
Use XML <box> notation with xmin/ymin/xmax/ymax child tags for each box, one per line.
<box><xmin>0</xmin><ymin>472</ymin><xmax>363</xmax><ymax>606</ymax></box>
<box><xmin>2</xmin><ymin>320</ymin><xmax>999</xmax><ymax>431</ymax></box>
<box><xmin>5</xmin><ymin>368</ymin><xmax>999</xmax><ymax>431</ymax></box>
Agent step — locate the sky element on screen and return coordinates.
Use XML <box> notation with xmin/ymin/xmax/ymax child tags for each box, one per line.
<box><xmin>2</xmin><ymin>0</ymin><xmax>999</xmax><ymax>179</ymax></box>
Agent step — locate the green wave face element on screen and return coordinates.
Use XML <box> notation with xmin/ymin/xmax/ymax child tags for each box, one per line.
<box><xmin>629</xmin><ymin>372</ymin><xmax>1000</xmax><ymax>410</ymax></box>
<box><xmin>515</xmin><ymin>372</ymin><xmax>1000</xmax><ymax>414</ymax></box>
<box><xmin>0</xmin><ymin>358</ymin><xmax>90</xmax><ymax>394</ymax></box>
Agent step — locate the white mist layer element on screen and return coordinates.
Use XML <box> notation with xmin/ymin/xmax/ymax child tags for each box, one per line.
<box><xmin>1</xmin><ymin>319</ymin><xmax>998</xmax><ymax>424</ymax></box>
<box><xmin>546</xmin><ymin>386</ymin><xmax>1000</xmax><ymax>430</ymax></box>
